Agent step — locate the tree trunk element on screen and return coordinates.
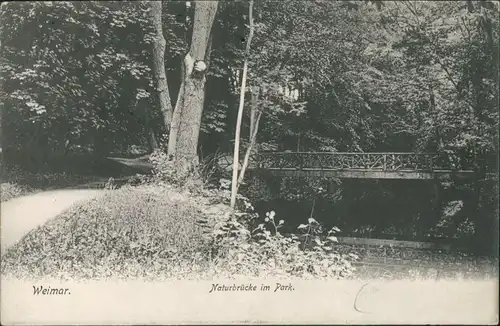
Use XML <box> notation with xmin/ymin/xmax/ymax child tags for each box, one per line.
<box><xmin>230</xmin><ymin>0</ymin><xmax>254</xmax><ymax>209</ymax></box>
<box><xmin>167</xmin><ymin>63</ymin><xmax>186</xmax><ymax>157</ymax></box>
<box><xmin>148</xmin><ymin>0</ymin><xmax>173</xmax><ymax>134</ymax></box>
<box><xmin>230</xmin><ymin>62</ymin><xmax>249</xmax><ymax>208</ymax></box>
<box><xmin>249</xmin><ymin>86</ymin><xmax>258</xmax><ymax>138</ymax></box>
<box><xmin>168</xmin><ymin>1</ymin><xmax>218</xmax><ymax>174</ymax></box>
<box><xmin>148</xmin><ymin>128</ymin><xmax>159</xmax><ymax>150</ymax></box>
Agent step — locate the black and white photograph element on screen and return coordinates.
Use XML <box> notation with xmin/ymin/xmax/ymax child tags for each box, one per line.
<box><xmin>0</xmin><ymin>0</ymin><xmax>498</xmax><ymax>324</ymax></box>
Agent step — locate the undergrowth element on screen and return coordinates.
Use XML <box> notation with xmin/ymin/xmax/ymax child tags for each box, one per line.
<box><xmin>3</xmin><ymin>150</ymin><xmax>495</xmax><ymax>281</ymax></box>
<box><xmin>1</xmin><ymin>182</ymin><xmax>36</xmax><ymax>202</ymax></box>
<box><xmin>1</xmin><ymin>151</ymin><xmax>358</xmax><ymax>280</ymax></box>
<box><xmin>1</xmin><ymin>162</ymin><xmax>103</xmax><ymax>201</ymax></box>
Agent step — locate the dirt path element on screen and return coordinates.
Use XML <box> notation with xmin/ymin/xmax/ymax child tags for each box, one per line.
<box><xmin>1</xmin><ymin>189</ymin><xmax>104</xmax><ymax>255</ymax></box>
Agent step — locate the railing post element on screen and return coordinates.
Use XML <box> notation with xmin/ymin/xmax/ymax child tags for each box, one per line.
<box><xmin>383</xmin><ymin>154</ymin><xmax>387</xmax><ymax>171</ymax></box>
<box><xmin>298</xmin><ymin>153</ymin><xmax>303</xmax><ymax>171</ymax></box>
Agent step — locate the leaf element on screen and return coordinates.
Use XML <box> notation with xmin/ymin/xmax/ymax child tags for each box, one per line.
<box><xmin>308</xmin><ymin>217</ymin><xmax>318</xmax><ymax>224</ymax></box>
<box><xmin>297</xmin><ymin>224</ymin><xmax>308</xmax><ymax>229</ymax></box>
<box><xmin>348</xmin><ymin>253</ymin><xmax>359</xmax><ymax>260</ymax></box>
<box><xmin>313</xmin><ymin>264</ymin><xmax>320</xmax><ymax>274</ymax></box>
<box><xmin>214</xmin><ymin>230</ymin><xmax>226</xmax><ymax>236</ymax></box>
<box><xmin>327</xmin><ymin>236</ymin><xmax>338</xmax><ymax>243</ymax></box>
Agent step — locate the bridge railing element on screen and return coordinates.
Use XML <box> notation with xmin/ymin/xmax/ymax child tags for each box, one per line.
<box><xmin>252</xmin><ymin>152</ymin><xmax>472</xmax><ymax>172</ymax></box>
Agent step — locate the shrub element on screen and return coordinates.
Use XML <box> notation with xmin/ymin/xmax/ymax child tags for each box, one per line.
<box><xmin>148</xmin><ymin>149</ymin><xmax>206</xmax><ymax>192</ymax></box>
<box><xmin>209</xmin><ymin>209</ymin><xmax>358</xmax><ymax>279</ymax></box>
<box><xmin>1</xmin><ymin>182</ymin><xmax>35</xmax><ymax>202</ymax></box>
<box><xmin>1</xmin><ymin>161</ymin><xmax>104</xmax><ymax>193</ymax></box>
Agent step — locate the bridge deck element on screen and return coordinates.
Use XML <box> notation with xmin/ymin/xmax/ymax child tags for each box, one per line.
<box><xmin>109</xmin><ymin>152</ymin><xmax>477</xmax><ymax>181</ymax></box>
<box><xmin>253</xmin><ymin>168</ymin><xmax>475</xmax><ymax>180</ymax></box>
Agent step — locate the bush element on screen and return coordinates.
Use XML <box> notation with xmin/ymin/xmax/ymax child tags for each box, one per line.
<box><xmin>1</xmin><ymin>182</ymin><xmax>35</xmax><ymax>202</ymax></box>
<box><xmin>148</xmin><ymin>149</ymin><xmax>219</xmax><ymax>193</ymax></box>
<box><xmin>146</xmin><ymin>150</ymin><xmax>202</xmax><ymax>194</ymax></box>
<box><xmin>1</xmin><ymin>161</ymin><xmax>105</xmax><ymax>193</ymax></box>
<box><xmin>208</xmin><ymin>208</ymin><xmax>357</xmax><ymax>279</ymax></box>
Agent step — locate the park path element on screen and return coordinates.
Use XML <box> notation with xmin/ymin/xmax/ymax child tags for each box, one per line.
<box><xmin>0</xmin><ymin>189</ymin><xmax>104</xmax><ymax>255</ymax></box>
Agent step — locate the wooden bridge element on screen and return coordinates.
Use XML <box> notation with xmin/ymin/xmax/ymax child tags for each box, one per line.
<box><xmin>219</xmin><ymin>152</ymin><xmax>475</xmax><ymax>180</ymax></box>
<box><xmin>108</xmin><ymin>151</ymin><xmax>476</xmax><ymax>180</ymax></box>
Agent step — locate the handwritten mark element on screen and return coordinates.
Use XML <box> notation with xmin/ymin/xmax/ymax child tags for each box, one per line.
<box><xmin>353</xmin><ymin>282</ymin><xmax>378</xmax><ymax>314</ymax></box>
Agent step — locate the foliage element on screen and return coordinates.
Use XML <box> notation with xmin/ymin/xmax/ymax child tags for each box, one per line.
<box><xmin>3</xmin><ymin>0</ymin><xmax>496</xmax><ymax>165</ymax></box>
<box><xmin>1</xmin><ymin>0</ymin><xmax>498</xmax><ymax>255</ymax></box>
<box><xmin>1</xmin><ymin>1</ymin><xmax>157</xmax><ymax>161</ymax></box>
<box><xmin>1</xmin><ymin>161</ymin><xmax>105</xmax><ymax>197</ymax></box>
<box><xmin>2</xmin><ymin>1</ymin><xmax>497</xmax><ymax>161</ymax></box>
<box><xmin>0</xmin><ymin>182</ymin><xmax>35</xmax><ymax>202</ymax></box>
<box><xmin>148</xmin><ymin>149</ymin><xmax>181</xmax><ymax>183</ymax></box>
<box><xmin>1</xmin><ymin>181</ymin><xmax>357</xmax><ymax>280</ymax></box>
<box><xmin>209</xmin><ymin>208</ymin><xmax>357</xmax><ymax>278</ymax></box>
<box><xmin>148</xmin><ymin>148</ymin><xmax>215</xmax><ymax>192</ymax></box>
<box><xmin>372</xmin><ymin>1</ymin><xmax>499</xmax><ymax>160</ymax></box>
<box><xmin>279</xmin><ymin>177</ymin><xmax>342</xmax><ymax>202</ymax></box>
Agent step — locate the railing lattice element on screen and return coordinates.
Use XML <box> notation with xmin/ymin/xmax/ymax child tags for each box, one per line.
<box><xmin>219</xmin><ymin>152</ymin><xmax>474</xmax><ymax>173</ymax></box>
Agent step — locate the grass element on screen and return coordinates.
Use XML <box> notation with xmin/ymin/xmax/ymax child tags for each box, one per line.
<box><xmin>1</xmin><ymin>185</ymin><xmax>221</xmax><ymax>280</ymax></box>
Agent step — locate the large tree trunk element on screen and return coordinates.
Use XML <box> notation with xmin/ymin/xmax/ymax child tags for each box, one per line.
<box><xmin>148</xmin><ymin>1</ymin><xmax>173</xmax><ymax>134</ymax></box>
<box><xmin>167</xmin><ymin>1</ymin><xmax>218</xmax><ymax>174</ymax></box>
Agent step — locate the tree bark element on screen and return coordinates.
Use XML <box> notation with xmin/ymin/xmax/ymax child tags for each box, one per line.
<box><xmin>249</xmin><ymin>86</ymin><xmax>258</xmax><ymax>138</ymax></box>
<box><xmin>148</xmin><ymin>0</ymin><xmax>173</xmax><ymax>134</ymax></box>
<box><xmin>167</xmin><ymin>59</ymin><xmax>186</xmax><ymax>157</ymax></box>
<box><xmin>148</xmin><ymin>128</ymin><xmax>159</xmax><ymax>150</ymax></box>
<box><xmin>230</xmin><ymin>0</ymin><xmax>254</xmax><ymax>209</ymax></box>
<box><xmin>230</xmin><ymin>62</ymin><xmax>249</xmax><ymax>208</ymax></box>
<box><xmin>168</xmin><ymin>1</ymin><xmax>218</xmax><ymax>174</ymax></box>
